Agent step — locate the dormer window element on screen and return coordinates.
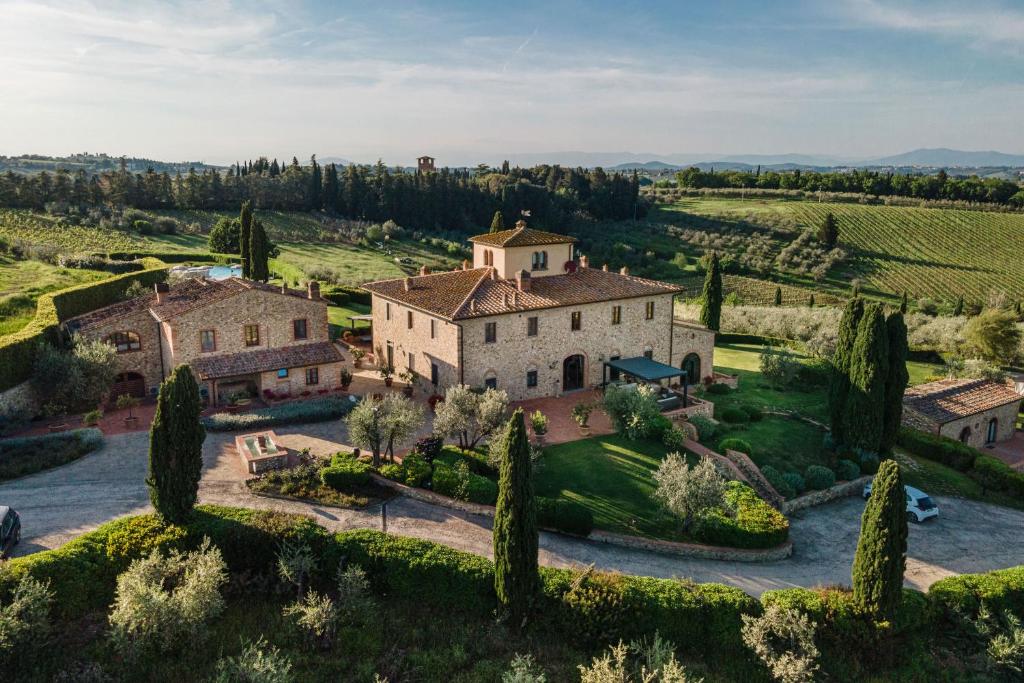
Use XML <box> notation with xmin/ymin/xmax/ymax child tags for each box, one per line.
<box><xmin>531</xmin><ymin>251</ymin><xmax>548</xmax><ymax>271</ymax></box>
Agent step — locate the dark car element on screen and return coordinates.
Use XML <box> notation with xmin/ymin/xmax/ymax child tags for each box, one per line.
<box><xmin>1</xmin><ymin>506</ymin><xmax>21</xmax><ymax>558</ymax></box>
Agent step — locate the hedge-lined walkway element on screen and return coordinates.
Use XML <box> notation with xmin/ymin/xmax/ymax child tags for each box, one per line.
<box><xmin>4</xmin><ymin>428</ymin><xmax>1024</xmax><ymax>597</ymax></box>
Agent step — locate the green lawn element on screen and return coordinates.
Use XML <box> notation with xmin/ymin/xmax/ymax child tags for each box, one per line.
<box><xmin>274</xmin><ymin>240</ymin><xmax>459</xmax><ymax>287</ymax></box>
<box><xmin>534</xmin><ymin>435</ymin><xmax>691</xmax><ymax>539</ymax></box>
<box><xmin>712</xmin><ymin>343</ymin><xmax>829</xmax><ymax>421</ymax></box>
<box><xmin>0</xmin><ymin>256</ymin><xmax>109</xmax><ymax>334</ymax></box>
<box><xmin>328</xmin><ymin>301</ymin><xmax>371</xmax><ymax>338</ymax></box>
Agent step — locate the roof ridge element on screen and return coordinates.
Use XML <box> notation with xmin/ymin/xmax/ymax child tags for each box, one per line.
<box><xmin>451</xmin><ymin>267</ymin><xmax>495</xmax><ymax>318</ymax></box>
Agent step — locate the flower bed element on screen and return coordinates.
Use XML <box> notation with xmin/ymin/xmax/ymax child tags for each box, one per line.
<box><xmin>202</xmin><ymin>396</ymin><xmax>356</xmax><ymax>432</ymax></box>
<box><xmin>0</xmin><ymin>427</ymin><xmax>104</xmax><ymax>482</ymax></box>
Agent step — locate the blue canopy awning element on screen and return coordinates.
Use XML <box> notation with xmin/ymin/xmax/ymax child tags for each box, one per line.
<box><xmin>603</xmin><ymin>356</ymin><xmax>686</xmax><ymax>382</ymax></box>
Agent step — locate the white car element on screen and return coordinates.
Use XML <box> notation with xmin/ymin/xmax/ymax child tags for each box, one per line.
<box><xmin>862</xmin><ymin>483</ymin><xmax>939</xmax><ymax>523</ymax></box>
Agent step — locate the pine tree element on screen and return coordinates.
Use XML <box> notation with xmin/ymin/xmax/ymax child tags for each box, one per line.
<box><xmin>843</xmin><ymin>303</ymin><xmax>890</xmax><ymax>452</ymax></box>
<box><xmin>309</xmin><ymin>155</ymin><xmax>322</xmax><ymax>210</ymax></box>
<box><xmin>880</xmin><ymin>312</ymin><xmax>909</xmax><ymax>453</ymax></box>
<box><xmin>146</xmin><ymin>365</ymin><xmax>205</xmax><ymax>524</ymax></box>
<box><xmin>808</xmin><ymin>294</ymin><xmax>815</xmax><ymax>308</ymax></box>
<box><xmin>828</xmin><ymin>298</ymin><xmax>864</xmax><ymax>444</ymax></box>
<box><xmin>852</xmin><ymin>459</ymin><xmax>907</xmax><ymax>621</ymax></box>
<box><xmin>774</xmin><ymin>286</ymin><xmax>782</xmax><ymax>306</ymax></box>
<box><xmin>239</xmin><ymin>200</ymin><xmax>253</xmax><ymax>279</ymax></box>
<box><xmin>953</xmin><ymin>296</ymin><xmax>964</xmax><ymax>316</ymax></box>
<box><xmin>899</xmin><ymin>291</ymin><xmax>908</xmax><ymax>314</ymax></box>
<box><xmin>818</xmin><ymin>212</ymin><xmax>839</xmax><ymax>249</ymax></box>
<box><xmin>490</xmin><ymin>210</ymin><xmax>505</xmax><ymax>233</ymax></box>
<box><xmin>249</xmin><ymin>217</ymin><xmax>270</xmax><ymax>282</ymax></box>
<box><xmin>699</xmin><ymin>252</ymin><xmax>723</xmax><ymax>332</ymax></box>
<box><xmin>493</xmin><ymin>409</ymin><xmax>539</xmax><ymax>627</ymax></box>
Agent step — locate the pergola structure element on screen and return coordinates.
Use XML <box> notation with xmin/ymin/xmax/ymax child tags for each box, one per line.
<box><xmin>601</xmin><ymin>356</ymin><xmax>690</xmax><ymax>404</ymax></box>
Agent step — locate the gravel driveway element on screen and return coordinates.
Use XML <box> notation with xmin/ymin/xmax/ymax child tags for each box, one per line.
<box><xmin>3</xmin><ymin>430</ymin><xmax>1024</xmax><ymax>597</ymax></box>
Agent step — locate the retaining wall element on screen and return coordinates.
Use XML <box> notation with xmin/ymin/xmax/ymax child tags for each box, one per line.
<box><xmin>781</xmin><ymin>476</ymin><xmax>872</xmax><ymax>514</ymax></box>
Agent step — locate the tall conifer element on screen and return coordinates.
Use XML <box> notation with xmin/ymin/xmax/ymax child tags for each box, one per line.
<box><xmin>852</xmin><ymin>459</ymin><xmax>907</xmax><ymax>621</ymax></box>
<box><xmin>774</xmin><ymin>286</ymin><xmax>782</xmax><ymax>306</ymax></box>
<box><xmin>828</xmin><ymin>297</ymin><xmax>864</xmax><ymax>444</ymax></box>
<box><xmin>699</xmin><ymin>252</ymin><xmax>723</xmax><ymax>331</ymax></box>
<box><xmin>490</xmin><ymin>210</ymin><xmax>505</xmax><ymax>233</ymax></box>
<box><xmin>249</xmin><ymin>217</ymin><xmax>270</xmax><ymax>282</ymax></box>
<box><xmin>880</xmin><ymin>312</ymin><xmax>909</xmax><ymax>453</ymax></box>
<box><xmin>843</xmin><ymin>303</ymin><xmax>890</xmax><ymax>451</ymax></box>
<box><xmin>239</xmin><ymin>200</ymin><xmax>253</xmax><ymax>278</ymax></box>
<box><xmin>493</xmin><ymin>409</ymin><xmax>539</xmax><ymax>627</ymax></box>
<box><xmin>146</xmin><ymin>365</ymin><xmax>205</xmax><ymax>524</ymax></box>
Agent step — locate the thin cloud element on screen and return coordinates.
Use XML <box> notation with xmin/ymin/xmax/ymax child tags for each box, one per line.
<box><xmin>847</xmin><ymin>0</ymin><xmax>1024</xmax><ymax>51</ymax></box>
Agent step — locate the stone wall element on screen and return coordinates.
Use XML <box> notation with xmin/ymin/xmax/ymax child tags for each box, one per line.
<box><xmin>460</xmin><ymin>291</ymin><xmax>677</xmax><ymax>400</ymax></box>
<box><xmin>257</xmin><ymin>361</ymin><xmax>344</xmax><ymax>398</ymax></box>
<box><xmin>670</xmin><ymin>320</ymin><xmax>715</xmax><ymax>384</ymax></box>
<box><xmin>782</xmin><ymin>476</ymin><xmax>872</xmax><ymax>514</ymax></box>
<box><xmin>74</xmin><ymin>308</ymin><xmax>165</xmax><ymax>393</ymax></box>
<box><xmin>936</xmin><ymin>401</ymin><xmax>1020</xmax><ymax>448</ymax></box>
<box><xmin>370</xmin><ymin>294</ymin><xmax>462</xmax><ymax>393</ymax></box>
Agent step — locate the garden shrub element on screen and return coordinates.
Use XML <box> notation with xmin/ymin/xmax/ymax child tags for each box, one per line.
<box><xmin>804</xmin><ymin>465</ymin><xmax>836</xmax><ymax>491</ymax></box>
<box><xmin>648</xmin><ymin>414</ymin><xmax>673</xmax><ymax>440</ymax></box>
<box><xmin>553</xmin><ymin>570</ymin><xmax>633</xmax><ymax>644</ymax></box>
<box><xmin>283</xmin><ymin>591</ymin><xmax>338</xmax><ymax>651</ymax></box>
<box><xmin>739</xmin><ymin>404</ymin><xmax>763</xmax><ymax>421</ymax></box>
<box><xmin>211</xmin><ymin>636</ymin><xmax>293</xmax><ymax>683</ymax></box>
<box><xmin>320</xmin><ymin>457</ymin><xmax>371</xmax><ymax>490</ymax></box>
<box><xmin>603</xmin><ymin>384</ymin><xmax>662</xmax><ymax>440</ymax></box>
<box><xmin>720</xmin><ymin>406</ymin><xmax>749</xmax><ymax>424</ymax></box>
<box><xmin>707</xmin><ymin>383</ymin><xmax>732</xmax><ymax>395</ymax></box>
<box><xmin>928</xmin><ymin>566</ymin><xmax>1024</xmax><ymax>621</ymax></box>
<box><xmin>400</xmin><ymin>454</ymin><xmax>431</xmax><ymax>487</ymax></box>
<box><xmin>857</xmin><ymin>451</ymin><xmax>880</xmax><ymax>475</ymax></box>
<box><xmin>0</xmin><ymin>575</ymin><xmax>54</xmax><ymax>668</ymax></box>
<box><xmin>741</xmin><ymin>604</ymin><xmax>820</xmax><ymax>683</ymax></box>
<box><xmin>761</xmin><ymin>465</ymin><xmax>796</xmax><ymax>499</ymax></box>
<box><xmin>782</xmin><ymin>471</ymin><xmax>806</xmax><ymax>495</ymax></box>
<box><xmin>718</xmin><ymin>437</ymin><xmax>753</xmax><ymax>455</ymax></box>
<box><xmin>662</xmin><ymin>426</ymin><xmax>687</xmax><ymax>451</ymax></box>
<box><xmin>536</xmin><ymin>497</ymin><xmax>594</xmax><ymax>536</ymax></box>
<box><xmin>412</xmin><ymin>435</ymin><xmax>443</xmax><ymax>463</ymax></box>
<box><xmin>378</xmin><ymin>463</ymin><xmax>403</xmax><ymax>481</ymax></box>
<box><xmin>836</xmin><ymin>459</ymin><xmax>861</xmax><ymax>482</ymax></box>
<box><xmin>202</xmin><ymin>398</ymin><xmax>355</xmax><ymax>432</ymax></box>
<box><xmin>693</xmin><ymin>481</ymin><xmax>790</xmax><ymax>549</ymax></box>
<box><xmin>430</xmin><ymin>461</ymin><xmax>465</xmax><ymax>499</ymax></box>
<box><xmin>465</xmin><ymin>471</ymin><xmax>498</xmax><ymax>505</ymax></box>
<box><xmin>969</xmin><ymin>455</ymin><xmax>1024</xmax><ymax>498</ymax></box>
<box><xmin>435</xmin><ymin>446</ymin><xmax>494</xmax><ymax>476</ymax></box>
<box><xmin>896</xmin><ymin>428</ymin><xmax>977</xmax><ymax>471</ymax></box>
<box><xmin>688</xmin><ymin>415</ymin><xmax>717</xmax><ymax>441</ymax></box>
<box><xmin>0</xmin><ymin>428</ymin><xmax>104</xmax><ymax>482</ymax></box>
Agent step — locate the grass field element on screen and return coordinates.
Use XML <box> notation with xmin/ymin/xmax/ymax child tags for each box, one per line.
<box><xmin>658</xmin><ymin>197</ymin><xmax>1024</xmax><ymax>302</ymax></box>
<box><xmin>0</xmin><ymin>256</ymin><xmax>109</xmax><ymax>334</ymax></box>
<box><xmin>274</xmin><ymin>240</ymin><xmax>459</xmax><ymax>286</ymax></box>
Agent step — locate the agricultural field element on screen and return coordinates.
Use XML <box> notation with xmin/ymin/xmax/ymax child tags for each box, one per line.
<box><xmin>656</xmin><ymin>197</ymin><xmax>1024</xmax><ymax>302</ymax></box>
<box><xmin>274</xmin><ymin>240</ymin><xmax>459</xmax><ymax>286</ymax></box>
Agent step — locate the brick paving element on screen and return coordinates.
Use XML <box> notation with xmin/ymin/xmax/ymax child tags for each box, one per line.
<box><xmin>987</xmin><ymin>430</ymin><xmax>1024</xmax><ymax>471</ymax></box>
<box><xmin>511</xmin><ymin>389</ymin><xmax>614</xmax><ymax>445</ymax></box>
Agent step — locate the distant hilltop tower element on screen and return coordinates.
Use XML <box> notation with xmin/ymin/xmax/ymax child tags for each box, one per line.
<box><xmin>417</xmin><ymin>155</ymin><xmax>435</xmax><ymax>173</ymax></box>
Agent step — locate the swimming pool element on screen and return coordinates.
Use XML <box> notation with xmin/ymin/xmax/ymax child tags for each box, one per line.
<box><xmin>207</xmin><ymin>264</ymin><xmax>243</xmax><ymax>279</ymax></box>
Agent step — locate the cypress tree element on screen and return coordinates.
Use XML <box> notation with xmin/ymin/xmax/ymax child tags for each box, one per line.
<box><xmin>239</xmin><ymin>200</ymin><xmax>253</xmax><ymax>278</ymax></box>
<box><xmin>843</xmin><ymin>303</ymin><xmax>890</xmax><ymax>452</ymax></box>
<box><xmin>828</xmin><ymin>297</ymin><xmax>864</xmax><ymax>444</ymax></box>
<box><xmin>490</xmin><ymin>210</ymin><xmax>505</xmax><ymax>233</ymax></box>
<box><xmin>852</xmin><ymin>459</ymin><xmax>907</xmax><ymax>621</ymax></box>
<box><xmin>880</xmin><ymin>312</ymin><xmax>909</xmax><ymax>453</ymax></box>
<box><xmin>899</xmin><ymin>291</ymin><xmax>908</xmax><ymax>314</ymax></box>
<box><xmin>774</xmin><ymin>286</ymin><xmax>782</xmax><ymax>306</ymax></box>
<box><xmin>818</xmin><ymin>211</ymin><xmax>839</xmax><ymax>249</ymax></box>
<box><xmin>493</xmin><ymin>409</ymin><xmax>539</xmax><ymax>627</ymax></box>
<box><xmin>808</xmin><ymin>293</ymin><xmax>815</xmax><ymax>308</ymax></box>
<box><xmin>699</xmin><ymin>252</ymin><xmax>723</xmax><ymax>332</ymax></box>
<box><xmin>953</xmin><ymin>296</ymin><xmax>964</xmax><ymax>316</ymax></box>
<box><xmin>249</xmin><ymin>217</ymin><xmax>270</xmax><ymax>282</ymax></box>
<box><xmin>146</xmin><ymin>365</ymin><xmax>205</xmax><ymax>524</ymax></box>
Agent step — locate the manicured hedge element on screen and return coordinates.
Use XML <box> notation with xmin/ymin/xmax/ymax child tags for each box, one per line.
<box><xmin>716</xmin><ymin>333</ymin><xmax>801</xmax><ymax>349</ymax></box>
<box><xmin>434</xmin><ymin>446</ymin><xmax>495</xmax><ymax>476</ymax></box>
<box><xmin>321</xmin><ymin>284</ymin><xmax>371</xmax><ymax>306</ymax></box>
<box><xmin>320</xmin><ymin>454</ymin><xmax>372</xmax><ymax>490</ymax></box>
<box><xmin>969</xmin><ymin>454</ymin><xmax>1024</xmax><ymax>498</ymax></box>
<box><xmin>719</xmin><ymin>406</ymin><xmax>748</xmax><ymax>423</ymax></box>
<box><xmin>896</xmin><ymin>428</ymin><xmax>977</xmax><ymax>471</ymax></box>
<box><xmin>0</xmin><ymin>265</ymin><xmax>168</xmax><ymax>391</ymax></box>
<box><xmin>928</xmin><ymin>565</ymin><xmax>1024</xmax><ymax>618</ymax></box>
<box><xmin>202</xmin><ymin>397</ymin><xmax>356</xmax><ymax>431</ymax></box>
<box><xmin>804</xmin><ymin>464</ymin><xmax>836</xmax><ymax>491</ymax></box>
<box><xmin>693</xmin><ymin>481</ymin><xmax>790</xmax><ymax>549</ymax></box>
<box><xmin>536</xmin><ymin>497</ymin><xmax>594</xmax><ymax>536</ymax></box>
<box><xmin>105</xmin><ymin>251</ymin><xmax>235</xmax><ymax>264</ymax></box>
<box><xmin>760</xmin><ymin>464</ymin><xmax>796</xmax><ymax>500</ymax></box>
<box><xmin>431</xmin><ymin>461</ymin><xmax>497</xmax><ymax>505</ymax></box>
<box><xmin>0</xmin><ymin>428</ymin><xmax>104</xmax><ymax>482</ymax></box>
<box><xmin>836</xmin><ymin>459</ymin><xmax>861</xmax><ymax>482</ymax></box>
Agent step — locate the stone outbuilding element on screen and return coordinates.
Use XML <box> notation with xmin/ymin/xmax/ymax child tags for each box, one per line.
<box><xmin>902</xmin><ymin>378</ymin><xmax>1022</xmax><ymax>448</ymax></box>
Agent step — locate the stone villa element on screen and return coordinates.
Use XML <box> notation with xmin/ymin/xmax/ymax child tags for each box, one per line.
<box><xmin>902</xmin><ymin>378</ymin><xmax>1022</xmax><ymax>448</ymax></box>
<box><xmin>361</xmin><ymin>224</ymin><xmax>715</xmax><ymax>401</ymax></box>
<box><xmin>65</xmin><ymin>278</ymin><xmax>344</xmax><ymax>405</ymax></box>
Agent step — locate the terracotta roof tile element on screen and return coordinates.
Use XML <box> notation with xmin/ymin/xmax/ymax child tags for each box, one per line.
<box><xmin>903</xmin><ymin>378</ymin><xmax>1022</xmax><ymax>424</ymax></box>
<box><xmin>362</xmin><ymin>266</ymin><xmax>683</xmax><ymax>320</ymax></box>
<box><xmin>190</xmin><ymin>341</ymin><xmax>344</xmax><ymax>380</ymax></box>
<box><xmin>469</xmin><ymin>226</ymin><xmax>576</xmax><ymax>247</ymax></box>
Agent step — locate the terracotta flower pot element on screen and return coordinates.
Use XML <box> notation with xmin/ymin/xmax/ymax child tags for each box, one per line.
<box><xmin>384</xmin><ymin>378</ymin><xmax>393</xmax><ymax>387</ymax></box>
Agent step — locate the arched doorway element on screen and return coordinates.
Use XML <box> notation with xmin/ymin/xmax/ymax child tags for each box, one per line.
<box><xmin>111</xmin><ymin>372</ymin><xmax>146</xmax><ymax>400</ymax></box>
<box><xmin>959</xmin><ymin>426</ymin><xmax>972</xmax><ymax>444</ymax></box>
<box><xmin>563</xmin><ymin>354</ymin><xmax>585</xmax><ymax>392</ymax></box>
<box><xmin>987</xmin><ymin>418</ymin><xmax>998</xmax><ymax>444</ymax></box>
<box><xmin>681</xmin><ymin>353</ymin><xmax>701</xmax><ymax>386</ymax></box>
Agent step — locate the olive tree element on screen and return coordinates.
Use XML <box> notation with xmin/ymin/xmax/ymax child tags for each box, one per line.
<box><xmin>433</xmin><ymin>385</ymin><xmax>509</xmax><ymax>451</ymax></box>
<box><xmin>653</xmin><ymin>453</ymin><xmax>725</xmax><ymax>531</ymax></box>
<box><xmin>345</xmin><ymin>393</ymin><xmax>425</xmax><ymax>467</ymax></box>
<box><xmin>741</xmin><ymin>604</ymin><xmax>820</xmax><ymax>683</ymax></box>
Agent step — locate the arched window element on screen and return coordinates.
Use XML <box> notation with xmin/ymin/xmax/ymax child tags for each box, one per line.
<box><xmin>106</xmin><ymin>331</ymin><xmax>141</xmax><ymax>353</ymax></box>
<box><xmin>483</xmin><ymin>249</ymin><xmax>493</xmax><ymax>266</ymax></box>
<box><xmin>959</xmin><ymin>427</ymin><xmax>971</xmax><ymax>444</ymax></box>
<box><xmin>531</xmin><ymin>251</ymin><xmax>549</xmax><ymax>271</ymax></box>
<box><xmin>987</xmin><ymin>418</ymin><xmax>998</xmax><ymax>444</ymax></box>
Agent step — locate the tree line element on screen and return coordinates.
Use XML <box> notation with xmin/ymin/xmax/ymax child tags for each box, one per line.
<box><xmin>0</xmin><ymin>157</ymin><xmax>643</xmax><ymax>233</ymax></box>
<box><xmin>674</xmin><ymin>167</ymin><xmax>1024</xmax><ymax>206</ymax></box>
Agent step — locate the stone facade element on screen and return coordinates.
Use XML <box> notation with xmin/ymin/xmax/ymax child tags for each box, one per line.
<box><xmin>371</xmin><ymin>296</ymin><xmax>462</xmax><ymax>394</ymax></box>
<box><xmin>932</xmin><ymin>401</ymin><xmax>1019</xmax><ymax>448</ymax></box>
<box><xmin>669</xmin><ymin>320</ymin><xmax>716</xmax><ymax>385</ymax></box>
<box><xmin>472</xmin><ymin>242</ymin><xmax>573</xmax><ymax>279</ymax></box>
<box><xmin>76</xmin><ymin>307</ymin><xmax>166</xmax><ymax>397</ymax></box>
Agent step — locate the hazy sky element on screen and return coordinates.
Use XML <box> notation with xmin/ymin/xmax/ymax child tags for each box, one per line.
<box><xmin>1</xmin><ymin>0</ymin><xmax>1022</xmax><ymax>166</ymax></box>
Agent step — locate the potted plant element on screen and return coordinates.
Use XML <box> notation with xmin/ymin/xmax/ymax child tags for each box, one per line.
<box><xmin>530</xmin><ymin>410</ymin><xmax>548</xmax><ymax>445</ymax></box>
<box><xmin>572</xmin><ymin>402</ymin><xmax>593</xmax><ymax>435</ymax></box>
<box><xmin>378</xmin><ymin>362</ymin><xmax>394</xmax><ymax>387</ymax></box>
<box><xmin>116</xmin><ymin>393</ymin><xmax>141</xmax><ymax>429</ymax></box>
<box><xmin>350</xmin><ymin>348</ymin><xmax>366</xmax><ymax>368</ymax></box>
<box><xmin>398</xmin><ymin>369</ymin><xmax>416</xmax><ymax>397</ymax></box>
<box><xmin>340</xmin><ymin>367</ymin><xmax>353</xmax><ymax>390</ymax></box>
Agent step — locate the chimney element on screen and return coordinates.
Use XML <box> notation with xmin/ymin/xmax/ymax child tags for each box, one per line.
<box><xmin>619</xmin><ymin>266</ymin><xmax>629</xmax><ymax>276</ymax></box>
<box><xmin>307</xmin><ymin>281</ymin><xmax>320</xmax><ymax>300</ymax></box>
<box><xmin>403</xmin><ymin>277</ymin><xmax>412</xmax><ymax>292</ymax></box>
<box><xmin>419</xmin><ymin>265</ymin><xmax>430</xmax><ymax>276</ymax></box>
<box><xmin>461</xmin><ymin>259</ymin><xmax>470</xmax><ymax>271</ymax></box>
<box><xmin>154</xmin><ymin>282</ymin><xmax>169</xmax><ymax>305</ymax></box>
<box><xmin>489</xmin><ymin>268</ymin><xmax>497</xmax><ymax>281</ymax></box>
<box><xmin>602</xmin><ymin>264</ymin><xmax>609</xmax><ymax>272</ymax></box>
<box><xmin>512</xmin><ymin>291</ymin><xmax>519</xmax><ymax>307</ymax></box>
<box><xmin>579</xmin><ymin>255</ymin><xmax>589</xmax><ymax>269</ymax></box>
<box><xmin>469</xmin><ymin>299</ymin><xmax>477</xmax><ymax>313</ymax></box>
<box><xmin>502</xmin><ymin>292</ymin><xmax>510</xmax><ymax>308</ymax></box>
<box><xmin>515</xmin><ymin>269</ymin><xmax>531</xmax><ymax>292</ymax></box>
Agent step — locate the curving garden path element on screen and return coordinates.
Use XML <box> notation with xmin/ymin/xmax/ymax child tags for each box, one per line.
<box><xmin>3</xmin><ymin>429</ymin><xmax>1024</xmax><ymax>597</ymax></box>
